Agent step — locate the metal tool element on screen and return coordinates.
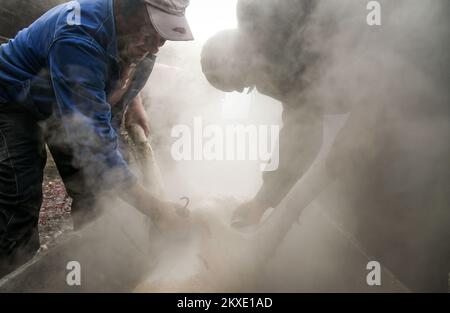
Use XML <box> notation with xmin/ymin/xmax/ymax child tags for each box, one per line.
<box><xmin>177</xmin><ymin>196</ymin><xmax>190</xmax><ymax>218</ymax></box>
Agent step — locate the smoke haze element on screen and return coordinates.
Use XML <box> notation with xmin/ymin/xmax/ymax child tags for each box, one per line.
<box><xmin>0</xmin><ymin>0</ymin><xmax>448</xmax><ymax>292</ymax></box>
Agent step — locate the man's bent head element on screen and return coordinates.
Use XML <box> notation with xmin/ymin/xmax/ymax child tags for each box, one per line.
<box><xmin>201</xmin><ymin>29</ymin><xmax>254</xmax><ymax>93</ymax></box>
<box><xmin>115</xmin><ymin>0</ymin><xmax>193</xmax><ymax>63</ymax></box>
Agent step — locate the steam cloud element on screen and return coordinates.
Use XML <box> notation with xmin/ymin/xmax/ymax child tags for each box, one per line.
<box><xmin>0</xmin><ymin>0</ymin><xmax>448</xmax><ymax>292</ymax></box>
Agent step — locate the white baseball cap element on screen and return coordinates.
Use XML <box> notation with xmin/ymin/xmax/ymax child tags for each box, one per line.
<box><xmin>143</xmin><ymin>0</ymin><xmax>194</xmax><ymax>41</ymax></box>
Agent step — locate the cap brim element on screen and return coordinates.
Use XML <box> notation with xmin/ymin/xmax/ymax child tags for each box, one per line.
<box><xmin>146</xmin><ymin>4</ymin><xmax>194</xmax><ymax>41</ymax></box>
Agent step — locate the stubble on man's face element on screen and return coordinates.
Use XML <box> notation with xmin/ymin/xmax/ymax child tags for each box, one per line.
<box><xmin>115</xmin><ymin>1</ymin><xmax>166</xmax><ymax>64</ymax></box>
<box><xmin>120</xmin><ymin>24</ymin><xmax>165</xmax><ymax>64</ymax></box>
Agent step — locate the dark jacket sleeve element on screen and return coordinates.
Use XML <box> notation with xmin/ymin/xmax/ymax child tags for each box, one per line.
<box><xmin>48</xmin><ymin>37</ymin><xmax>136</xmax><ymax>190</ymax></box>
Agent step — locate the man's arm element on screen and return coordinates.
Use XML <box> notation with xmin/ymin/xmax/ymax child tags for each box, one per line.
<box><xmin>48</xmin><ymin>38</ymin><xmax>182</xmax><ymax>227</ymax></box>
<box><xmin>325</xmin><ymin>99</ymin><xmax>380</xmax><ymax>180</ymax></box>
<box><xmin>125</xmin><ymin>93</ymin><xmax>150</xmax><ymax>137</ymax></box>
<box><xmin>124</xmin><ymin>93</ymin><xmax>166</xmax><ymax>197</ymax></box>
<box><xmin>232</xmin><ymin>100</ymin><xmax>324</xmax><ymax>226</ymax></box>
<box><xmin>49</xmin><ymin>37</ymin><xmax>132</xmax><ymax>190</ymax></box>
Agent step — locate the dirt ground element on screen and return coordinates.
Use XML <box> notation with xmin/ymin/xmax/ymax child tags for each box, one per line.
<box><xmin>38</xmin><ymin>151</ymin><xmax>73</xmax><ymax>251</ymax></box>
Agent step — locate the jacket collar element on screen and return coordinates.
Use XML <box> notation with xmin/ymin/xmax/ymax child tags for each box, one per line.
<box><xmin>106</xmin><ymin>0</ymin><xmax>119</xmax><ymax>62</ymax></box>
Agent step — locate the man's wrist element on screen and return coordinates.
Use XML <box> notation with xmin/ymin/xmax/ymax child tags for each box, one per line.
<box><xmin>252</xmin><ymin>194</ymin><xmax>272</xmax><ymax>211</ymax></box>
<box><xmin>122</xmin><ymin>182</ymin><xmax>159</xmax><ymax>218</ymax></box>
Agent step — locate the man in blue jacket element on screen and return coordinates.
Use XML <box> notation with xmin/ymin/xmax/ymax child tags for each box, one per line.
<box><xmin>0</xmin><ymin>0</ymin><xmax>193</xmax><ymax>277</ymax></box>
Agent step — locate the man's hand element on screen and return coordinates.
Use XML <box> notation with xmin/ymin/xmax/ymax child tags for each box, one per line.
<box><xmin>151</xmin><ymin>200</ymin><xmax>191</xmax><ymax>239</ymax></box>
<box><xmin>120</xmin><ymin>183</ymin><xmax>190</xmax><ymax>239</ymax></box>
<box><xmin>231</xmin><ymin>198</ymin><xmax>269</xmax><ymax>228</ymax></box>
